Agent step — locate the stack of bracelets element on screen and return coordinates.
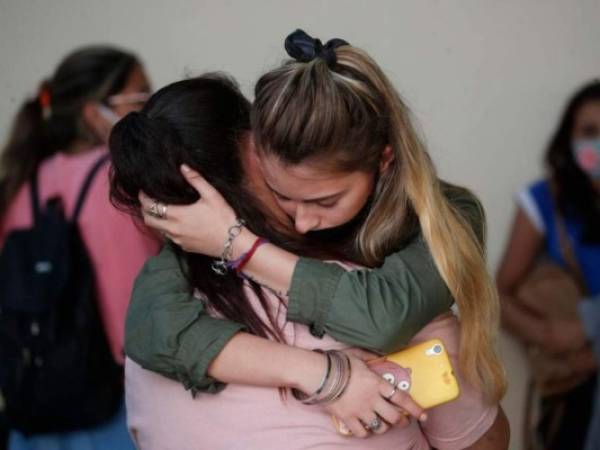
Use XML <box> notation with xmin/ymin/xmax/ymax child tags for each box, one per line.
<box><xmin>211</xmin><ymin>218</ymin><xmax>269</xmax><ymax>277</ymax></box>
<box><xmin>291</xmin><ymin>350</ymin><xmax>352</xmax><ymax>405</ymax></box>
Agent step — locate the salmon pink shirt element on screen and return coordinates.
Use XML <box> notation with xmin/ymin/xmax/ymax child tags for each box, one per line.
<box><xmin>126</xmin><ymin>285</ymin><xmax>497</xmax><ymax>450</ymax></box>
<box><xmin>0</xmin><ymin>147</ymin><xmax>159</xmax><ymax>364</ymax></box>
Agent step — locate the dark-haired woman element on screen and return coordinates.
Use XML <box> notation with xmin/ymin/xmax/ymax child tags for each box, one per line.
<box><xmin>0</xmin><ymin>46</ymin><xmax>159</xmax><ymax>450</ymax></box>
<box><xmin>497</xmin><ymin>81</ymin><xmax>600</xmax><ymax>450</ymax></box>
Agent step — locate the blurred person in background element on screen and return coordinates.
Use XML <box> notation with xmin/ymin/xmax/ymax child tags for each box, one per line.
<box><xmin>497</xmin><ymin>81</ymin><xmax>600</xmax><ymax>450</ymax></box>
<box><xmin>0</xmin><ymin>45</ymin><xmax>159</xmax><ymax>450</ymax></box>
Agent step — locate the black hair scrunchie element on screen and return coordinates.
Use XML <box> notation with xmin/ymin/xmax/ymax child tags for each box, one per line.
<box><xmin>284</xmin><ymin>29</ymin><xmax>349</xmax><ymax>66</ymax></box>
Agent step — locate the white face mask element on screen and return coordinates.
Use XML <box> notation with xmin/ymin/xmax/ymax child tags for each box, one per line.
<box><xmin>97</xmin><ymin>104</ymin><xmax>121</xmax><ymax>126</ymax></box>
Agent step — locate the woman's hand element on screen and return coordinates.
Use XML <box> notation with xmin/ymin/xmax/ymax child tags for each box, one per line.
<box><xmin>313</xmin><ymin>351</ymin><xmax>426</xmax><ymax>438</ymax></box>
<box><xmin>139</xmin><ymin>165</ymin><xmax>252</xmax><ymax>256</ymax></box>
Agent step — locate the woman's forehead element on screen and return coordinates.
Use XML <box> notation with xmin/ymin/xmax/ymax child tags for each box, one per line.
<box><xmin>258</xmin><ymin>154</ymin><xmax>361</xmax><ymax>198</ymax></box>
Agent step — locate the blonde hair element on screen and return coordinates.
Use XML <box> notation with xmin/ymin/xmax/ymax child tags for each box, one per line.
<box><xmin>252</xmin><ymin>44</ymin><xmax>506</xmax><ymax>402</ymax></box>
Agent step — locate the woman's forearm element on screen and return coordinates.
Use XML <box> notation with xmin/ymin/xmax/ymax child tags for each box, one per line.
<box><xmin>207</xmin><ymin>331</ymin><xmax>325</xmax><ymax>393</ymax></box>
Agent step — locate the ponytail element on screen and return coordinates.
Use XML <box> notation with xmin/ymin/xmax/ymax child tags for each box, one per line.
<box><xmin>341</xmin><ymin>47</ymin><xmax>507</xmax><ymax>402</ymax></box>
<box><xmin>0</xmin><ymin>93</ymin><xmax>49</xmax><ymax>218</ymax></box>
<box><xmin>385</xmin><ymin>93</ymin><xmax>506</xmax><ymax>402</ymax></box>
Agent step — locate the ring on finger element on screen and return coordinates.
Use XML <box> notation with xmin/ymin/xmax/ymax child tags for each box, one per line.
<box><xmin>146</xmin><ymin>201</ymin><xmax>161</xmax><ymax>218</ymax></box>
<box><xmin>364</xmin><ymin>416</ymin><xmax>382</xmax><ymax>431</ymax></box>
<box><xmin>157</xmin><ymin>202</ymin><xmax>168</xmax><ymax>219</ymax></box>
<box><xmin>146</xmin><ymin>201</ymin><xmax>168</xmax><ymax>220</ymax></box>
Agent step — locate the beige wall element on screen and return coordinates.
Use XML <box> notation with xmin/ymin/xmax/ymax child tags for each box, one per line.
<box><xmin>1</xmin><ymin>1</ymin><xmax>599</xmax><ymax>448</ymax></box>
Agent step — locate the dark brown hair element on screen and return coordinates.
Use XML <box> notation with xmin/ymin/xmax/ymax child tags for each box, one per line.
<box><xmin>109</xmin><ymin>74</ymin><xmax>330</xmax><ymax>343</ymax></box>
<box><xmin>546</xmin><ymin>80</ymin><xmax>600</xmax><ymax>244</ymax></box>
<box><xmin>0</xmin><ymin>45</ymin><xmax>139</xmax><ymax>219</ymax></box>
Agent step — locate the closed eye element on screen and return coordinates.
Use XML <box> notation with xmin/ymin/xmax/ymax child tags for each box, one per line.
<box><xmin>273</xmin><ymin>191</ymin><xmax>292</xmax><ymax>202</ymax></box>
<box><xmin>315</xmin><ymin>200</ymin><xmax>338</xmax><ymax>208</ymax></box>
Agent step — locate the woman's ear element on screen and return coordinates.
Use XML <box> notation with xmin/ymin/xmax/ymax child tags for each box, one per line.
<box><xmin>379</xmin><ymin>145</ymin><xmax>395</xmax><ymax>174</ymax></box>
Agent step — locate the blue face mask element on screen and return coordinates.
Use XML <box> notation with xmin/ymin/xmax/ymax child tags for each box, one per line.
<box><xmin>97</xmin><ymin>104</ymin><xmax>121</xmax><ymax>126</ymax></box>
<box><xmin>572</xmin><ymin>138</ymin><xmax>600</xmax><ymax>180</ymax></box>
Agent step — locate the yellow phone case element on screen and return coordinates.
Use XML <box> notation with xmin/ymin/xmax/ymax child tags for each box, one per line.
<box><xmin>376</xmin><ymin>338</ymin><xmax>460</xmax><ymax>409</ymax></box>
<box><xmin>333</xmin><ymin>339</ymin><xmax>460</xmax><ymax>436</ymax></box>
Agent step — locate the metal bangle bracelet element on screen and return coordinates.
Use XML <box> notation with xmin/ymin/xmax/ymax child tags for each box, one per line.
<box><xmin>292</xmin><ymin>350</ymin><xmax>332</xmax><ymax>404</ymax></box>
<box><xmin>327</xmin><ymin>351</ymin><xmax>352</xmax><ymax>403</ymax></box>
<box><xmin>211</xmin><ymin>218</ymin><xmax>245</xmax><ymax>275</ymax></box>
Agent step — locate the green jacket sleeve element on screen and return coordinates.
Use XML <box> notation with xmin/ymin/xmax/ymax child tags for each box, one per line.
<box><xmin>124</xmin><ymin>245</ymin><xmax>246</xmax><ymax>394</ymax></box>
<box><xmin>286</xmin><ymin>186</ymin><xmax>485</xmax><ymax>354</ymax></box>
<box><xmin>287</xmin><ymin>237</ymin><xmax>453</xmax><ymax>354</ymax></box>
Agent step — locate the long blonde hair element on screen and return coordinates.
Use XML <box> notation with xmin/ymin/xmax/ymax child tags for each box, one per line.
<box><xmin>252</xmin><ymin>41</ymin><xmax>506</xmax><ymax>402</ymax></box>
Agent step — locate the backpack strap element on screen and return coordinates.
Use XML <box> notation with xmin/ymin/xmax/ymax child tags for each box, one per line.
<box><xmin>549</xmin><ymin>182</ymin><xmax>588</xmax><ymax>295</ymax></box>
<box><xmin>72</xmin><ymin>154</ymin><xmax>111</xmax><ymax>223</ymax></box>
<box><xmin>553</xmin><ymin>212</ymin><xmax>588</xmax><ymax>295</ymax></box>
<box><xmin>29</xmin><ymin>170</ymin><xmax>42</xmax><ymax>225</ymax></box>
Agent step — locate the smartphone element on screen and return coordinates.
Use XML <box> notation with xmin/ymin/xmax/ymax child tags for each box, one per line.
<box><xmin>333</xmin><ymin>339</ymin><xmax>460</xmax><ymax>435</ymax></box>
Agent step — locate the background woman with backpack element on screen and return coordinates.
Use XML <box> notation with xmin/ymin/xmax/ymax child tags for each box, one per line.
<box><xmin>496</xmin><ymin>81</ymin><xmax>600</xmax><ymax>450</ymax></box>
<box><xmin>0</xmin><ymin>45</ymin><xmax>159</xmax><ymax>450</ymax></box>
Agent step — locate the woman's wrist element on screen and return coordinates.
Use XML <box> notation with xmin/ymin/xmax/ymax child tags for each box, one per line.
<box><xmin>283</xmin><ymin>348</ymin><xmax>329</xmax><ymax>394</ymax></box>
<box><xmin>291</xmin><ymin>350</ymin><xmax>352</xmax><ymax>405</ymax></box>
<box><xmin>228</xmin><ymin>227</ymin><xmax>258</xmax><ymax>260</ymax></box>
<box><xmin>240</xmin><ymin>241</ymin><xmax>298</xmax><ymax>295</ymax></box>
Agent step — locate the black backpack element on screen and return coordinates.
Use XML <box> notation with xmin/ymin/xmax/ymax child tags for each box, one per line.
<box><xmin>0</xmin><ymin>154</ymin><xmax>123</xmax><ymax>434</ymax></box>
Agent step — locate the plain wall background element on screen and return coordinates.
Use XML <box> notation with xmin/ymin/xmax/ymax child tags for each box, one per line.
<box><xmin>1</xmin><ymin>1</ymin><xmax>599</xmax><ymax>448</ymax></box>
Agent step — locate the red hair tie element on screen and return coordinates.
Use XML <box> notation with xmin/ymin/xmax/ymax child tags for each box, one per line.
<box><xmin>38</xmin><ymin>84</ymin><xmax>51</xmax><ymax>119</ymax></box>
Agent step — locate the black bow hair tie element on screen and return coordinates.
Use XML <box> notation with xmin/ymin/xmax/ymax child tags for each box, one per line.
<box><xmin>284</xmin><ymin>29</ymin><xmax>349</xmax><ymax>66</ymax></box>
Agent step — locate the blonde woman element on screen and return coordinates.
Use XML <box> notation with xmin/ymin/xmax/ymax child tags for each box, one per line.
<box><xmin>126</xmin><ymin>31</ymin><xmax>508</xmax><ymax>448</ymax></box>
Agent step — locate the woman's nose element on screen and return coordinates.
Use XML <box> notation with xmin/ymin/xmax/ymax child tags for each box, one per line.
<box><xmin>294</xmin><ymin>203</ymin><xmax>320</xmax><ymax>234</ymax></box>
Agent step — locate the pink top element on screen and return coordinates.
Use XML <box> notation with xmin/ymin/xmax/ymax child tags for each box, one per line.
<box><xmin>0</xmin><ymin>147</ymin><xmax>160</xmax><ymax>364</ymax></box>
<box><xmin>126</xmin><ymin>282</ymin><xmax>497</xmax><ymax>449</ymax></box>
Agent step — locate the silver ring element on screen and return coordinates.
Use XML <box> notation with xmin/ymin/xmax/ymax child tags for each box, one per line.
<box><xmin>157</xmin><ymin>202</ymin><xmax>168</xmax><ymax>219</ymax></box>
<box><xmin>384</xmin><ymin>385</ymin><xmax>398</xmax><ymax>400</ymax></box>
<box><xmin>147</xmin><ymin>201</ymin><xmax>168</xmax><ymax>219</ymax></box>
<box><xmin>146</xmin><ymin>201</ymin><xmax>160</xmax><ymax>218</ymax></box>
<box><xmin>365</xmin><ymin>417</ymin><xmax>382</xmax><ymax>431</ymax></box>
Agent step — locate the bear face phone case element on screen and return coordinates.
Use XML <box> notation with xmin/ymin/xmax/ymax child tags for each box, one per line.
<box><xmin>368</xmin><ymin>339</ymin><xmax>459</xmax><ymax>409</ymax></box>
<box><xmin>332</xmin><ymin>339</ymin><xmax>460</xmax><ymax>436</ymax></box>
